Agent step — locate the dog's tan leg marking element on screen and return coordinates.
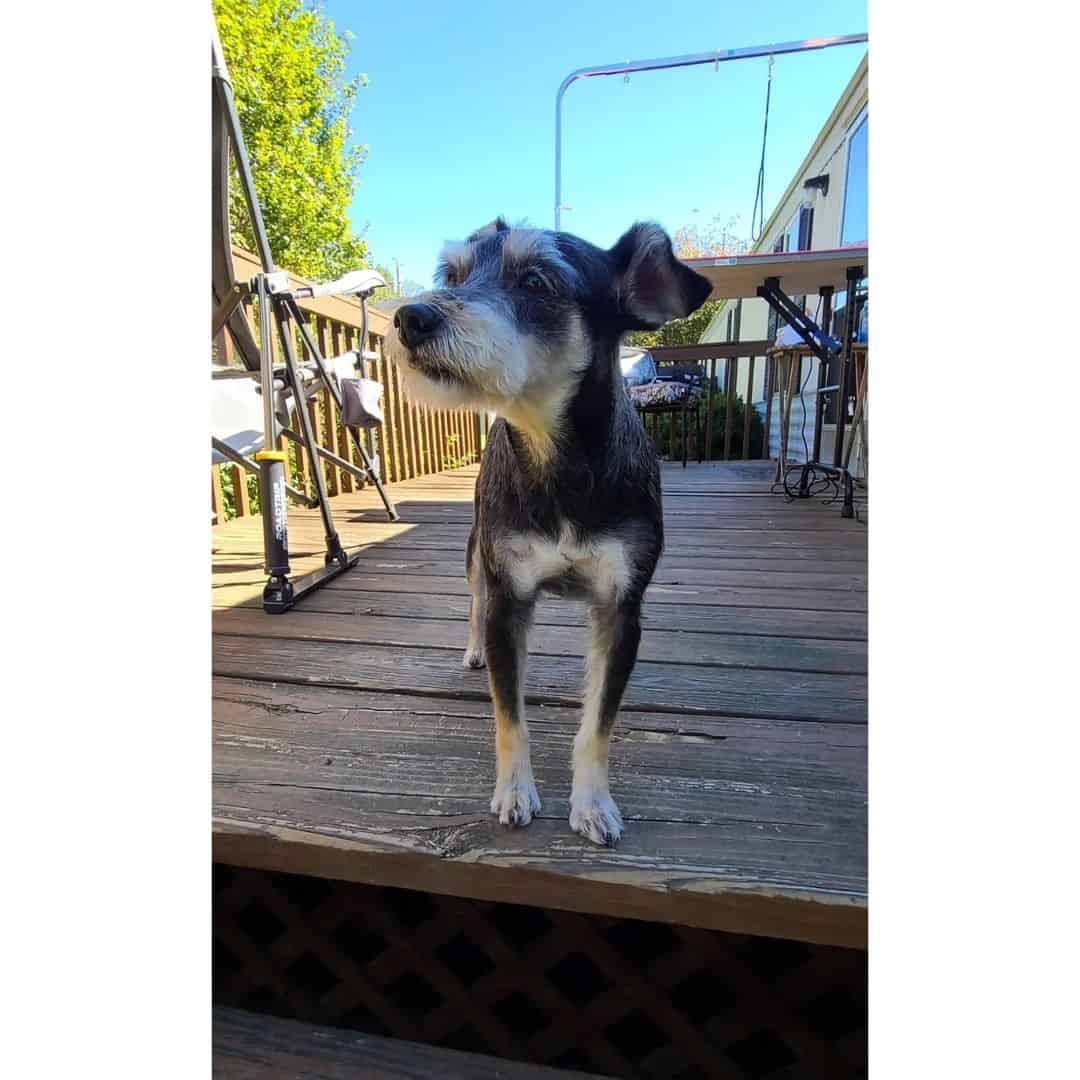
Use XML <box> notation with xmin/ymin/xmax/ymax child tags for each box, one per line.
<box><xmin>485</xmin><ymin>590</ymin><xmax>540</xmax><ymax>827</ymax></box>
<box><xmin>570</xmin><ymin>599</ymin><xmax>637</xmax><ymax>846</ymax></box>
<box><xmin>463</xmin><ymin>545</ymin><xmax>487</xmax><ymax>669</ymax></box>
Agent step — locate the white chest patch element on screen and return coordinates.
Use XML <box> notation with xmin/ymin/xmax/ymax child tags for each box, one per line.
<box><xmin>497</xmin><ymin>527</ymin><xmax>633</xmax><ymax>603</ymax></box>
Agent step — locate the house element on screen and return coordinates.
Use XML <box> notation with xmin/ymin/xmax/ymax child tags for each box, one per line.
<box><xmin>701</xmin><ymin>54</ymin><xmax>867</xmax><ymax>471</ymax></box>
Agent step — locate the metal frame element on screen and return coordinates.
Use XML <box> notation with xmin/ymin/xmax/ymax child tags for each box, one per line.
<box><xmin>212</xmin><ymin>28</ymin><xmax>398</xmax><ymax>614</ymax></box>
<box><xmin>554</xmin><ymin>32</ymin><xmax>868</xmax><ymax>229</ymax></box>
<box><xmin>760</xmin><ymin>266</ymin><xmax>866</xmax><ymax>518</ymax></box>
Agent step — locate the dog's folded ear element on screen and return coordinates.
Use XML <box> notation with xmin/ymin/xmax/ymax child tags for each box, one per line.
<box><xmin>609</xmin><ymin>223</ymin><xmax>713</xmax><ymax>330</ymax></box>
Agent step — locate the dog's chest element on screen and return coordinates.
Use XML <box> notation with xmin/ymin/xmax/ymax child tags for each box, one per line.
<box><xmin>497</xmin><ymin>527</ymin><xmax>632</xmax><ymax>602</ymax></box>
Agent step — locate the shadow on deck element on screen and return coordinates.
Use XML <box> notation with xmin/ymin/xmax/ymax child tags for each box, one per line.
<box><xmin>212</xmin><ymin>461</ymin><xmax>867</xmax><ymax>950</ymax></box>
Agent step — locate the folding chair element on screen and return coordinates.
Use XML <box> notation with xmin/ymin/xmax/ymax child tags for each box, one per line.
<box><xmin>212</xmin><ymin>26</ymin><xmax>397</xmax><ymax>614</ymax></box>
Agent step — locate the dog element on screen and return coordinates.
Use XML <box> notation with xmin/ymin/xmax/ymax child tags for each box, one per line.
<box><xmin>384</xmin><ymin>218</ymin><xmax>711</xmax><ymax>845</ymax></box>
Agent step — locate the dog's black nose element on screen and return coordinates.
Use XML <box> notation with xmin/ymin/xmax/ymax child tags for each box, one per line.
<box><xmin>394</xmin><ymin>303</ymin><xmax>443</xmax><ymax>348</ymax></box>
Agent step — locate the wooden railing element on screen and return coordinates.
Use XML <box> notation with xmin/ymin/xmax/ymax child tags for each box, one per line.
<box><xmin>645</xmin><ymin>342</ymin><xmax>774</xmax><ymax>463</ymax></box>
<box><xmin>212</xmin><ymin>248</ymin><xmax>489</xmax><ymax>523</ymax></box>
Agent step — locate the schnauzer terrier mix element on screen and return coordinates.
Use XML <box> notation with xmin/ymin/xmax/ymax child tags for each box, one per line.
<box><xmin>386</xmin><ymin>218</ymin><xmax>711</xmax><ymax>845</ymax></box>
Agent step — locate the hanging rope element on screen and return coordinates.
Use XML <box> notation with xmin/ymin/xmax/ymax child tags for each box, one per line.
<box><xmin>751</xmin><ymin>55</ymin><xmax>774</xmax><ymax>243</ymax></box>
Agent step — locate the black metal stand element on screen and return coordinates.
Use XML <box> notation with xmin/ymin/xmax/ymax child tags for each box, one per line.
<box><xmin>757</xmin><ymin>265</ymin><xmax>865</xmax><ymax>519</ymax></box>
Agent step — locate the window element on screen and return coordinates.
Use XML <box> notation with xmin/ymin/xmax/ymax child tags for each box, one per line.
<box><xmin>840</xmin><ymin>112</ymin><xmax>868</xmax><ymax>246</ymax></box>
<box><xmin>767</xmin><ymin>234</ymin><xmax>785</xmax><ymax>340</ymax></box>
<box><xmin>787</xmin><ymin>205</ymin><xmax>813</xmax><ymax>255</ymax></box>
<box><xmin>827</xmin><ymin>110</ymin><xmax>869</xmax><ymax>418</ymax></box>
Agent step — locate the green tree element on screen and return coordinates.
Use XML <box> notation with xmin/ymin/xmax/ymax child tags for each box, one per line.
<box><xmin>624</xmin><ymin>300</ymin><xmax>720</xmax><ymax>349</ymax></box>
<box><xmin>214</xmin><ymin>0</ymin><xmax>370</xmax><ymax>279</ymax></box>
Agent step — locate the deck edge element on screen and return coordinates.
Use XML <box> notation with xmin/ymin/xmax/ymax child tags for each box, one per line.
<box><xmin>213</xmin><ymin>819</ymin><xmax>867</xmax><ymax>950</ymax></box>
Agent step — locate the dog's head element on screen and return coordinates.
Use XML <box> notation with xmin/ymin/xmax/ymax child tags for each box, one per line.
<box><xmin>385</xmin><ymin>218</ymin><xmax>711</xmax><ymax>452</ymax></box>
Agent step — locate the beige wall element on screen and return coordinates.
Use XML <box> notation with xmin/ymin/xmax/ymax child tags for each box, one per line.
<box><xmin>701</xmin><ymin>55</ymin><xmax>868</xmax><ymax>421</ymax></box>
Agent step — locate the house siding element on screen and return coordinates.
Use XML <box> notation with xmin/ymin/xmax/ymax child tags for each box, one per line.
<box><xmin>699</xmin><ymin>55</ymin><xmax>868</xmax><ymax>477</ymax></box>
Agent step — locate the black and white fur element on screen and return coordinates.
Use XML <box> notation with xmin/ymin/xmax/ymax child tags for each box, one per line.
<box><xmin>385</xmin><ymin>218</ymin><xmax>711</xmax><ymax>845</ymax></box>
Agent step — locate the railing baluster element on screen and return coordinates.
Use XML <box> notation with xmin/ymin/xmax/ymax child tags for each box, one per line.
<box><xmin>309</xmin><ymin>318</ymin><xmax>334</xmax><ymax>496</ymax></box>
<box><xmin>723</xmin><ymin>358</ymin><xmax>735</xmax><ymax>462</ymax></box>
<box><xmin>339</xmin><ymin>323</ymin><xmax>362</xmax><ymax>489</ymax></box>
<box><xmin>380</xmin><ymin>352</ymin><xmax>399</xmax><ymax>482</ymax></box>
<box><xmin>414</xmin><ymin>393</ymin><xmax>427</xmax><ymax>473</ymax></box>
<box><xmin>392</xmin><ymin>357</ymin><xmax>414</xmax><ymax>479</ymax></box>
<box><xmin>408</xmin><ymin>380</ymin><xmax>423</xmax><ymax>478</ymax></box>
<box><xmin>704</xmin><ymin>357</ymin><xmax>715</xmax><ymax>462</ymax></box>
<box><xmin>212</xmin><ymin>466</ymin><xmax>225</xmax><ymax>524</ymax></box>
<box><xmin>762</xmin><ymin>356</ymin><xmax>774</xmax><ymax>461</ymax></box>
<box><xmin>455</xmin><ymin>409</ymin><xmax>465</xmax><ymax>465</ymax></box>
<box><xmin>743</xmin><ymin>355</ymin><xmax>755</xmax><ymax>460</ymax></box>
<box><xmin>230</xmin><ymin>463</ymin><xmax>250</xmax><ymax>517</ymax></box>
<box><xmin>328</xmin><ymin>320</ymin><xmax>353</xmax><ymax>494</ymax></box>
<box><xmin>431</xmin><ymin>408</ymin><xmax>444</xmax><ymax>472</ymax></box>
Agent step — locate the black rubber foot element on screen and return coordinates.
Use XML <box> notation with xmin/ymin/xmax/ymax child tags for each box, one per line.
<box><xmin>263</xmin><ymin>575</ymin><xmax>295</xmax><ymax>614</ymax></box>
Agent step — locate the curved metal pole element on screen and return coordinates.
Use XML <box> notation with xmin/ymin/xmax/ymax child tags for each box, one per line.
<box><xmin>554</xmin><ymin>32</ymin><xmax>868</xmax><ymax>230</ymax></box>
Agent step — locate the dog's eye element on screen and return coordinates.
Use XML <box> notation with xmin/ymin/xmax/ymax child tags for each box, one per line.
<box><xmin>444</xmin><ymin>271</ymin><xmax>458</xmax><ymax>287</ymax></box>
<box><xmin>519</xmin><ymin>270</ymin><xmax>548</xmax><ymax>291</ymax></box>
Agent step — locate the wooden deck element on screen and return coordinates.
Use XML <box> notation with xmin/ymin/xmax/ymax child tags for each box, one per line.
<box><xmin>212</xmin><ymin>461</ymin><xmax>867</xmax><ymax>949</ymax></box>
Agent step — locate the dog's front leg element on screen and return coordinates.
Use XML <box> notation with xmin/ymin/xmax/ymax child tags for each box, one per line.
<box><xmin>463</xmin><ymin>532</ymin><xmax>487</xmax><ymax>669</ymax></box>
<box><xmin>570</xmin><ymin>596</ymin><xmax>642</xmax><ymax>846</ymax></box>
<box><xmin>485</xmin><ymin>583</ymin><xmax>540</xmax><ymax>827</ymax></box>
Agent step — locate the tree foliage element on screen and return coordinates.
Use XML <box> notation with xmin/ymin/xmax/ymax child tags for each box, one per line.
<box><xmin>214</xmin><ymin>0</ymin><xmax>369</xmax><ymax>278</ymax></box>
<box><xmin>624</xmin><ymin>301</ymin><xmax>720</xmax><ymax>349</ymax></box>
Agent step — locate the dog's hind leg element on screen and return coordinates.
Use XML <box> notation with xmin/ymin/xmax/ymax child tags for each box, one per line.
<box><xmin>570</xmin><ymin>596</ymin><xmax>643</xmax><ymax>846</ymax></box>
<box><xmin>485</xmin><ymin>584</ymin><xmax>540</xmax><ymax>827</ymax></box>
<box><xmin>463</xmin><ymin>529</ymin><xmax>487</xmax><ymax>669</ymax></box>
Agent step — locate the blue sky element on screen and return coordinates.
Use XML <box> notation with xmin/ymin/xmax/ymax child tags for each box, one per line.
<box><xmin>323</xmin><ymin>0</ymin><xmax>867</xmax><ymax>287</ymax></box>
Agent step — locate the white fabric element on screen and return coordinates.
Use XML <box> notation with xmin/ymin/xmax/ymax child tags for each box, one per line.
<box><xmin>210</xmin><ymin>377</ymin><xmax>266</xmax><ymax>463</ymax></box>
<box><xmin>311</xmin><ymin>268</ymin><xmax>386</xmax><ymax>298</ymax></box>
<box><xmin>340</xmin><ymin>377</ymin><xmax>384</xmax><ymax>428</ymax></box>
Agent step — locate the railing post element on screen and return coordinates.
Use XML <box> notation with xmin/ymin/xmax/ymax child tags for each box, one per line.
<box><xmin>212</xmin><ymin>465</ymin><xmax>225</xmax><ymax>524</ymax></box>
<box><xmin>743</xmin><ymin>354</ymin><xmax>755</xmax><ymax>460</ymax></box>
<box><xmin>230</xmin><ymin>463</ymin><xmax>250</xmax><ymax>517</ymax></box>
<box><xmin>704</xmin><ymin>357</ymin><xmax>715</xmax><ymax>462</ymax></box>
<box><xmin>723</xmin><ymin>358</ymin><xmax>736</xmax><ymax>462</ymax></box>
<box><xmin>762</xmin><ymin>355</ymin><xmax>774</xmax><ymax>461</ymax></box>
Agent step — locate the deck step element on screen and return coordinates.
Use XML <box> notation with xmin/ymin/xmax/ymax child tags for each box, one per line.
<box><xmin>213</xmin><ymin>1007</ymin><xmax>602</xmax><ymax>1079</ymax></box>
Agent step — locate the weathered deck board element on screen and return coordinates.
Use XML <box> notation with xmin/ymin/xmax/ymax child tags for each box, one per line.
<box><xmin>213</xmin><ymin>609</ymin><xmax>868</xmax><ymax>673</ymax></box>
<box><xmin>213</xmin><ymin>462</ymin><xmax>867</xmax><ymax>947</ymax></box>
<box><xmin>215</xmin><ymin>551</ymin><xmax>868</xmax><ymax>590</ymax></box>
<box><xmin>221</xmin><ymin>589</ymin><xmax>868</xmax><ymax>640</ymax></box>
<box><xmin>213</xmin><ymin>1006</ymin><xmax>603</xmax><ymax>1079</ymax></box>
<box><xmin>213</xmin><ymin>635</ymin><xmax>866</xmax><ymax>722</ymax></box>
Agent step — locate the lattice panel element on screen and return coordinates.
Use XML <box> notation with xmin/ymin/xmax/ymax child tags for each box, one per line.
<box><xmin>213</xmin><ymin>866</ymin><xmax>866</xmax><ymax>1079</ymax></box>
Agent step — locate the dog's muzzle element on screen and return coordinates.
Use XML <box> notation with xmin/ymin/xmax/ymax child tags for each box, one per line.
<box><xmin>394</xmin><ymin>302</ymin><xmax>444</xmax><ymax>348</ymax></box>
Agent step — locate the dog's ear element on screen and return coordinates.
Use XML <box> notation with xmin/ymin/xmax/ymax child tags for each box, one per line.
<box><xmin>609</xmin><ymin>223</ymin><xmax>712</xmax><ymax>329</ymax></box>
<box><xmin>467</xmin><ymin>217</ymin><xmax>510</xmax><ymax>242</ymax></box>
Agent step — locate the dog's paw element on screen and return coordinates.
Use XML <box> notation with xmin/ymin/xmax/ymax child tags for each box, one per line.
<box><xmin>490</xmin><ymin>777</ymin><xmax>541</xmax><ymax>827</ymax></box>
<box><xmin>569</xmin><ymin>791</ymin><xmax>624</xmax><ymax>847</ymax></box>
<box><xmin>462</xmin><ymin>648</ymin><xmax>486</xmax><ymax>670</ymax></box>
